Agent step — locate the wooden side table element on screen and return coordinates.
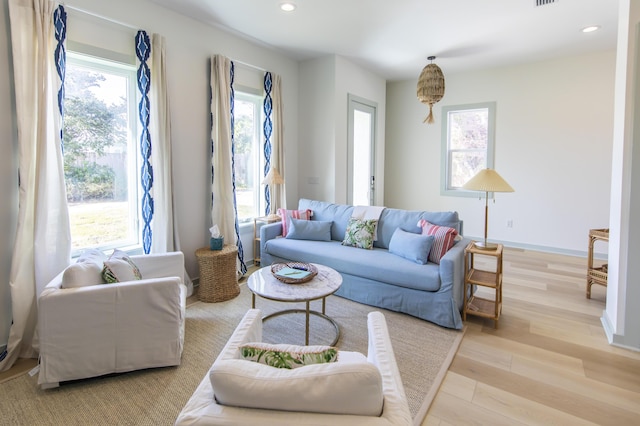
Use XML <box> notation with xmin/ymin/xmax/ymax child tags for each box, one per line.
<box><xmin>195</xmin><ymin>245</ymin><xmax>239</xmax><ymax>302</ymax></box>
<box><xmin>253</xmin><ymin>215</ymin><xmax>281</xmax><ymax>266</ymax></box>
<box><xmin>587</xmin><ymin>228</ymin><xmax>609</xmax><ymax>299</ymax></box>
<box><xmin>463</xmin><ymin>241</ymin><xmax>503</xmax><ymax>328</ymax></box>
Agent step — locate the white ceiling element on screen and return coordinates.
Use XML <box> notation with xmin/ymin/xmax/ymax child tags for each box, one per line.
<box><xmin>149</xmin><ymin>0</ymin><xmax>619</xmax><ymax>81</ymax></box>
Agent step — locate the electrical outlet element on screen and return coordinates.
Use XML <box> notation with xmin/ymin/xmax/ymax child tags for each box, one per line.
<box><xmin>507</xmin><ymin>219</ymin><xmax>513</xmax><ymax>228</ymax></box>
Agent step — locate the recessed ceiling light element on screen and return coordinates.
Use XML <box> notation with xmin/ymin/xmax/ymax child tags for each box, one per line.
<box><xmin>280</xmin><ymin>2</ymin><xmax>297</xmax><ymax>12</ymax></box>
<box><xmin>582</xmin><ymin>25</ymin><xmax>601</xmax><ymax>33</ymax></box>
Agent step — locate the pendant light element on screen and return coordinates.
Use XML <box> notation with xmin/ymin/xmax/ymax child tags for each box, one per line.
<box><xmin>416</xmin><ymin>56</ymin><xmax>445</xmax><ymax>124</ymax></box>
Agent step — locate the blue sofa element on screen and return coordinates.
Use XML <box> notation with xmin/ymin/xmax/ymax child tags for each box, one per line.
<box><xmin>260</xmin><ymin>199</ymin><xmax>470</xmax><ymax>329</ymax></box>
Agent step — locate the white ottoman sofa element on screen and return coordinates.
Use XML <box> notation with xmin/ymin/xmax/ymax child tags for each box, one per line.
<box><xmin>175</xmin><ymin>309</ymin><xmax>412</xmax><ymax>425</ymax></box>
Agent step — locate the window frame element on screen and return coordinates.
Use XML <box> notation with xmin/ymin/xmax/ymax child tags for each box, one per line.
<box><xmin>233</xmin><ymin>89</ymin><xmax>266</xmax><ymax>224</ymax></box>
<box><xmin>440</xmin><ymin>102</ymin><xmax>496</xmax><ymax>197</ymax></box>
<box><xmin>65</xmin><ymin>51</ymin><xmax>141</xmax><ymax>256</ymax></box>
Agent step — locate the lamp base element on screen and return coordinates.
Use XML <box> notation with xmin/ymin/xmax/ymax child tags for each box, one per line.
<box><xmin>473</xmin><ymin>241</ymin><xmax>499</xmax><ymax>251</ymax></box>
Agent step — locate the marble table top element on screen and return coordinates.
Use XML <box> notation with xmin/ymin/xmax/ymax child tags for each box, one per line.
<box><xmin>248</xmin><ymin>263</ymin><xmax>343</xmax><ymax>303</ymax></box>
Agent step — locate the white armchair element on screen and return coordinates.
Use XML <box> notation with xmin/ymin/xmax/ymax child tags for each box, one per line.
<box><xmin>37</xmin><ymin>251</ymin><xmax>187</xmax><ymax>389</ymax></box>
<box><xmin>175</xmin><ymin>309</ymin><xmax>412</xmax><ymax>425</ymax></box>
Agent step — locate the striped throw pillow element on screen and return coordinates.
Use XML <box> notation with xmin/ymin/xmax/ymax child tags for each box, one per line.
<box><xmin>417</xmin><ymin>219</ymin><xmax>459</xmax><ymax>264</ymax></box>
<box><xmin>277</xmin><ymin>208</ymin><xmax>313</xmax><ymax>237</ymax></box>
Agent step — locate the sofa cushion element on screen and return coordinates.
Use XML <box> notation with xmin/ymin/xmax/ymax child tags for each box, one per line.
<box><xmin>210</xmin><ymin>358</ymin><xmax>383</xmax><ymax>416</ymax></box>
<box><xmin>418</xmin><ymin>220</ymin><xmax>459</xmax><ymax>264</ymax></box>
<box><xmin>342</xmin><ymin>218</ymin><xmax>377</xmax><ymax>249</ymax></box>
<box><xmin>265</xmin><ymin>239</ymin><xmax>442</xmax><ymax>292</ymax></box>
<box><xmin>389</xmin><ymin>228</ymin><xmax>435</xmax><ymax>265</ymax></box>
<box><xmin>298</xmin><ymin>199</ymin><xmax>354</xmax><ymax>241</ymax></box>
<box><xmin>286</xmin><ymin>218</ymin><xmax>332</xmax><ymax>241</ymax></box>
<box><xmin>102</xmin><ymin>249</ymin><xmax>143</xmax><ymax>283</ymax></box>
<box><xmin>277</xmin><ymin>208</ymin><xmax>313</xmax><ymax>237</ymax></box>
<box><xmin>62</xmin><ymin>262</ymin><xmax>105</xmax><ymax>288</ymax></box>
<box><xmin>240</xmin><ymin>343</ymin><xmax>337</xmax><ymax>369</ymax></box>
<box><xmin>62</xmin><ymin>248</ymin><xmax>108</xmax><ymax>288</ymax></box>
<box><xmin>77</xmin><ymin>248</ymin><xmax>108</xmax><ymax>265</ymax></box>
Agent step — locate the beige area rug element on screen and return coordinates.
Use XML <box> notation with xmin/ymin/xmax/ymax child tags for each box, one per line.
<box><xmin>0</xmin><ymin>283</ymin><xmax>463</xmax><ymax>426</ymax></box>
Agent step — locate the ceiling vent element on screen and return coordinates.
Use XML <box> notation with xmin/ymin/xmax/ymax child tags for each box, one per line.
<box><xmin>535</xmin><ymin>0</ymin><xmax>557</xmax><ymax>6</ymax></box>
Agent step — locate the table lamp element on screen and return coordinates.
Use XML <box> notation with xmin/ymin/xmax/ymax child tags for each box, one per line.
<box><xmin>261</xmin><ymin>167</ymin><xmax>284</xmax><ymax>220</ymax></box>
<box><xmin>462</xmin><ymin>168</ymin><xmax>514</xmax><ymax>250</ymax></box>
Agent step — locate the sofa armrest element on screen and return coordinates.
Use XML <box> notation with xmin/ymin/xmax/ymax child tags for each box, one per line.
<box><xmin>215</xmin><ymin>309</ymin><xmax>263</xmax><ymax>362</ymax></box>
<box><xmin>438</xmin><ymin>237</ymin><xmax>471</xmax><ymax>309</ymax></box>
<box><xmin>260</xmin><ymin>222</ymin><xmax>282</xmax><ymax>243</ymax></box>
<box><xmin>366</xmin><ymin>312</ymin><xmax>412</xmax><ymax>424</ymax></box>
<box><xmin>260</xmin><ymin>222</ymin><xmax>283</xmax><ymax>264</ymax></box>
<box><xmin>39</xmin><ymin>277</ymin><xmax>184</xmax><ymax>341</ymax></box>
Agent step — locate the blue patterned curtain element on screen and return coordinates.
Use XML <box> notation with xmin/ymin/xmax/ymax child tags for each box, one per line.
<box><xmin>263</xmin><ymin>72</ymin><xmax>273</xmax><ymax>216</ymax></box>
<box><xmin>54</xmin><ymin>6</ymin><xmax>66</xmax><ymax>151</ymax></box>
<box><xmin>135</xmin><ymin>31</ymin><xmax>154</xmax><ymax>254</ymax></box>
<box><xmin>229</xmin><ymin>63</ymin><xmax>247</xmax><ymax>274</ymax></box>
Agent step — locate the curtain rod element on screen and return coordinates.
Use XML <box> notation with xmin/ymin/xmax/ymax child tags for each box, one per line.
<box><xmin>64</xmin><ymin>4</ymin><xmax>141</xmax><ymax>32</ymax></box>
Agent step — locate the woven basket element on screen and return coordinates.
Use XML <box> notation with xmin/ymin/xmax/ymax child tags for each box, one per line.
<box><xmin>271</xmin><ymin>262</ymin><xmax>318</xmax><ymax>284</ymax></box>
<box><xmin>196</xmin><ymin>245</ymin><xmax>239</xmax><ymax>302</ymax></box>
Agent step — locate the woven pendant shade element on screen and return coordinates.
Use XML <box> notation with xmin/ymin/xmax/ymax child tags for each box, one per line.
<box><xmin>416</xmin><ymin>57</ymin><xmax>445</xmax><ymax>124</ymax></box>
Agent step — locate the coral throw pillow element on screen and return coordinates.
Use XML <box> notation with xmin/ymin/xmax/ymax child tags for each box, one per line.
<box><xmin>277</xmin><ymin>208</ymin><xmax>313</xmax><ymax>237</ymax></box>
<box><xmin>417</xmin><ymin>219</ymin><xmax>458</xmax><ymax>264</ymax></box>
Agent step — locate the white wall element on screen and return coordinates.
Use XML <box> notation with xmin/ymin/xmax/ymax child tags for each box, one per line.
<box><xmin>297</xmin><ymin>54</ymin><xmax>387</xmax><ymax>205</ymax></box>
<box><xmin>298</xmin><ymin>56</ymin><xmax>336</xmax><ymax>202</ymax></box>
<box><xmin>385</xmin><ymin>50</ymin><xmax>616</xmax><ymax>255</ymax></box>
<box><xmin>0</xmin><ymin>0</ymin><xmax>300</xmax><ymax>344</ymax></box>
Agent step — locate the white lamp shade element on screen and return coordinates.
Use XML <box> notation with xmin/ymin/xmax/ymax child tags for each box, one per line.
<box><xmin>462</xmin><ymin>169</ymin><xmax>514</xmax><ymax>193</ymax></box>
<box><xmin>261</xmin><ymin>168</ymin><xmax>284</xmax><ymax>185</ymax></box>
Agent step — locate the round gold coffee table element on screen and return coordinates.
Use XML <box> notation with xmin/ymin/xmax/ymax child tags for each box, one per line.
<box><xmin>247</xmin><ymin>263</ymin><xmax>342</xmax><ymax>345</ymax></box>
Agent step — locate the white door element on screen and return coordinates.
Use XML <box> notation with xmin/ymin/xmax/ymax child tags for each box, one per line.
<box><xmin>347</xmin><ymin>95</ymin><xmax>377</xmax><ymax>206</ymax></box>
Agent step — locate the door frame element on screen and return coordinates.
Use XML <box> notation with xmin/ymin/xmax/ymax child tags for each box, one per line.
<box><xmin>347</xmin><ymin>94</ymin><xmax>377</xmax><ymax>206</ymax></box>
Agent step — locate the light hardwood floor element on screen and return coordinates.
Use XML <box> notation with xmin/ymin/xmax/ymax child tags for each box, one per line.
<box><xmin>424</xmin><ymin>247</ymin><xmax>640</xmax><ymax>426</ymax></box>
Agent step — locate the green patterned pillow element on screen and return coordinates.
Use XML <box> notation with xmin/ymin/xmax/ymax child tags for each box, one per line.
<box><xmin>342</xmin><ymin>218</ymin><xmax>377</xmax><ymax>249</ymax></box>
<box><xmin>102</xmin><ymin>249</ymin><xmax>143</xmax><ymax>283</ymax></box>
<box><xmin>240</xmin><ymin>343</ymin><xmax>338</xmax><ymax>369</ymax></box>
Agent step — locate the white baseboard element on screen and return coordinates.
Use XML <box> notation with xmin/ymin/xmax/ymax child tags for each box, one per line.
<box><xmin>466</xmin><ymin>236</ymin><xmax>608</xmax><ymax>260</ymax></box>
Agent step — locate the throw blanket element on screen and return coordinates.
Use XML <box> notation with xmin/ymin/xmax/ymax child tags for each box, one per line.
<box><xmin>352</xmin><ymin>205</ymin><xmax>385</xmax><ymax>240</ymax></box>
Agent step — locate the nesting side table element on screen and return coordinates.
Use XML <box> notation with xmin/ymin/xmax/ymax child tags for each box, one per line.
<box><xmin>253</xmin><ymin>215</ymin><xmax>281</xmax><ymax>266</ymax></box>
<box><xmin>195</xmin><ymin>245</ymin><xmax>239</xmax><ymax>302</ymax></box>
<box><xmin>463</xmin><ymin>241</ymin><xmax>504</xmax><ymax>328</ymax></box>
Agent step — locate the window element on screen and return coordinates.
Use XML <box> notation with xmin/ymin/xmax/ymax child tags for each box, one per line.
<box><xmin>233</xmin><ymin>91</ymin><xmax>265</xmax><ymax>222</ymax></box>
<box><xmin>64</xmin><ymin>52</ymin><xmax>139</xmax><ymax>255</ymax></box>
<box><xmin>441</xmin><ymin>102</ymin><xmax>496</xmax><ymax>196</ymax></box>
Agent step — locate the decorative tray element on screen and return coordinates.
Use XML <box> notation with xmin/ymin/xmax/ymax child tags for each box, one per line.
<box><xmin>271</xmin><ymin>262</ymin><xmax>318</xmax><ymax>284</ymax></box>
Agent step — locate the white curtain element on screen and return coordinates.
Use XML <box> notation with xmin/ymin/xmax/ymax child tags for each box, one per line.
<box><xmin>148</xmin><ymin>33</ymin><xmax>193</xmax><ymax>296</ymax></box>
<box><xmin>270</xmin><ymin>74</ymin><xmax>287</xmax><ymax>211</ymax></box>
<box><xmin>210</xmin><ymin>55</ymin><xmax>238</xmax><ymax>261</ymax></box>
<box><xmin>1</xmin><ymin>0</ymin><xmax>71</xmax><ymax>372</ymax></box>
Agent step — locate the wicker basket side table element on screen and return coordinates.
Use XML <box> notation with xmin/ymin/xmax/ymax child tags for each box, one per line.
<box><xmin>195</xmin><ymin>245</ymin><xmax>239</xmax><ymax>302</ymax></box>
